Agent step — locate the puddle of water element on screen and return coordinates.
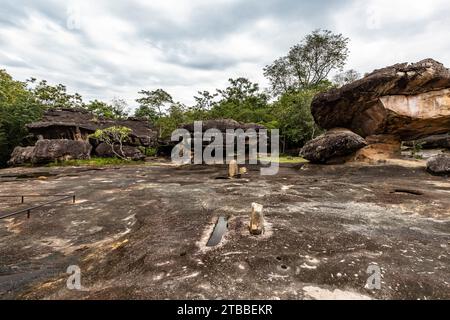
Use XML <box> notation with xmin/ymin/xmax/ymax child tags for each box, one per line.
<box><xmin>206</xmin><ymin>216</ymin><xmax>228</xmax><ymax>247</ymax></box>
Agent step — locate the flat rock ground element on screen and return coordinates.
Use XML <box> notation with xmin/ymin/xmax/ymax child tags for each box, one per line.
<box><xmin>0</xmin><ymin>161</ymin><xmax>449</xmax><ymax>300</ymax></box>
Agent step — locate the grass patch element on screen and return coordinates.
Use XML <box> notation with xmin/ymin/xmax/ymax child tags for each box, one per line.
<box><xmin>259</xmin><ymin>155</ymin><xmax>307</xmax><ymax>164</ymax></box>
<box><xmin>47</xmin><ymin>157</ymin><xmax>145</xmax><ymax>167</ymax></box>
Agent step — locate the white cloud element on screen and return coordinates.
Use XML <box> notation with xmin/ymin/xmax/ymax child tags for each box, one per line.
<box><xmin>1</xmin><ymin>0</ymin><xmax>450</xmax><ymax>111</ymax></box>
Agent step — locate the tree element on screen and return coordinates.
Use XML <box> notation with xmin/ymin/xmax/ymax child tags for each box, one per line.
<box><xmin>270</xmin><ymin>81</ymin><xmax>332</xmax><ymax>152</ymax></box>
<box><xmin>110</xmin><ymin>98</ymin><xmax>129</xmax><ymax>119</ymax></box>
<box><xmin>209</xmin><ymin>78</ymin><xmax>271</xmax><ymax>123</ymax></box>
<box><xmin>89</xmin><ymin>126</ymin><xmax>132</xmax><ymax>160</ymax></box>
<box><xmin>0</xmin><ymin>70</ymin><xmax>44</xmax><ymax>166</ymax></box>
<box><xmin>333</xmin><ymin>69</ymin><xmax>361</xmax><ymax>87</ymax></box>
<box><xmin>135</xmin><ymin>89</ymin><xmax>173</xmax><ymax>137</ymax></box>
<box><xmin>27</xmin><ymin>78</ymin><xmax>83</xmax><ymax>108</ymax></box>
<box><xmin>264</xmin><ymin>29</ymin><xmax>349</xmax><ymax>95</ymax></box>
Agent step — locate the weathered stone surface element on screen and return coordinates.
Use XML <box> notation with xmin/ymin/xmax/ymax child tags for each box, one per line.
<box><xmin>426</xmin><ymin>154</ymin><xmax>450</xmax><ymax>175</ymax></box>
<box><xmin>7</xmin><ymin>146</ymin><xmax>35</xmax><ymax>166</ymax></box>
<box><xmin>300</xmin><ymin>128</ymin><xmax>367</xmax><ymax>164</ymax></box>
<box><xmin>312</xmin><ymin>59</ymin><xmax>450</xmax><ymax>140</ymax></box>
<box><xmin>182</xmin><ymin>119</ymin><xmax>265</xmax><ymax>132</ymax></box>
<box><xmin>26</xmin><ymin>108</ymin><xmax>157</xmax><ymax>146</ymax></box>
<box><xmin>32</xmin><ymin>139</ymin><xmax>92</xmax><ymax>163</ymax></box>
<box><xmin>94</xmin><ymin>143</ymin><xmax>145</xmax><ymax>161</ymax></box>
<box><xmin>354</xmin><ymin>135</ymin><xmax>401</xmax><ymax>163</ymax></box>
<box><xmin>404</xmin><ymin>133</ymin><xmax>450</xmax><ymax>149</ymax></box>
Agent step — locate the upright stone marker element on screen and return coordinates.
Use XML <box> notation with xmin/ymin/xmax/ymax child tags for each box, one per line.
<box><xmin>228</xmin><ymin>159</ymin><xmax>239</xmax><ymax>178</ymax></box>
<box><xmin>250</xmin><ymin>203</ymin><xmax>264</xmax><ymax>235</ymax></box>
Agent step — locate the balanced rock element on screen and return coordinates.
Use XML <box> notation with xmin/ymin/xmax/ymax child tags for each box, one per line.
<box><xmin>426</xmin><ymin>154</ymin><xmax>450</xmax><ymax>175</ymax></box>
<box><xmin>312</xmin><ymin>59</ymin><xmax>450</xmax><ymax>140</ymax></box>
<box><xmin>32</xmin><ymin>139</ymin><xmax>92</xmax><ymax>164</ymax></box>
<box><xmin>300</xmin><ymin>128</ymin><xmax>367</xmax><ymax>164</ymax></box>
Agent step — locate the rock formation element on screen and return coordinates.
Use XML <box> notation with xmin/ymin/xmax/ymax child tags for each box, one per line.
<box><xmin>32</xmin><ymin>139</ymin><xmax>92</xmax><ymax>164</ymax></box>
<box><xmin>300</xmin><ymin>128</ymin><xmax>367</xmax><ymax>164</ymax></box>
<box><xmin>312</xmin><ymin>59</ymin><xmax>450</xmax><ymax>141</ymax></box>
<box><xmin>426</xmin><ymin>154</ymin><xmax>450</xmax><ymax>175</ymax></box>
<box><xmin>8</xmin><ymin>108</ymin><xmax>157</xmax><ymax>166</ymax></box>
<box><xmin>307</xmin><ymin>59</ymin><xmax>450</xmax><ymax>164</ymax></box>
<box><xmin>403</xmin><ymin>133</ymin><xmax>450</xmax><ymax>149</ymax></box>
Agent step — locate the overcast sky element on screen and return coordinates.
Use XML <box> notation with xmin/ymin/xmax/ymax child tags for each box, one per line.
<box><xmin>1</xmin><ymin>0</ymin><xmax>450</xmax><ymax>110</ymax></box>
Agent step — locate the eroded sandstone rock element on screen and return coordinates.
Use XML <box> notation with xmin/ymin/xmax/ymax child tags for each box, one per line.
<box><xmin>312</xmin><ymin>59</ymin><xmax>450</xmax><ymax>140</ymax></box>
<box><xmin>7</xmin><ymin>146</ymin><xmax>35</xmax><ymax>166</ymax></box>
<box><xmin>404</xmin><ymin>133</ymin><xmax>450</xmax><ymax>149</ymax></box>
<box><xmin>426</xmin><ymin>154</ymin><xmax>450</xmax><ymax>175</ymax></box>
<box><xmin>300</xmin><ymin>128</ymin><xmax>367</xmax><ymax>164</ymax></box>
<box><xmin>32</xmin><ymin>139</ymin><xmax>92</xmax><ymax>164</ymax></box>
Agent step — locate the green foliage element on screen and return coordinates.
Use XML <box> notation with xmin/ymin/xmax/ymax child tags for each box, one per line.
<box><xmin>264</xmin><ymin>29</ymin><xmax>349</xmax><ymax>95</ymax></box>
<box><xmin>89</xmin><ymin>126</ymin><xmax>133</xmax><ymax>160</ymax></box>
<box><xmin>270</xmin><ymin>81</ymin><xmax>332</xmax><ymax>151</ymax></box>
<box><xmin>47</xmin><ymin>157</ymin><xmax>144</xmax><ymax>167</ymax></box>
<box><xmin>138</xmin><ymin>146</ymin><xmax>157</xmax><ymax>157</ymax></box>
<box><xmin>27</xmin><ymin>78</ymin><xmax>83</xmax><ymax>108</ymax></box>
<box><xmin>0</xmin><ymin>70</ymin><xmax>44</xmax><ymax>167</ymax></box>
<box><xmin>409</xmin><ymin>141</ymin><xmax>424</xmax><ymax>159</ymax></box>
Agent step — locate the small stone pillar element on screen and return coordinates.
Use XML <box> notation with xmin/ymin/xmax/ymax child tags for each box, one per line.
<box><xmin>249</xmin><ymin>203</ymin><xmax>264</xmax><ymax>235</ymax></box>
<box><xmin>228</xmin><ymin>159</ymin><xmax>239</xmax><ymax>178</ymax></box>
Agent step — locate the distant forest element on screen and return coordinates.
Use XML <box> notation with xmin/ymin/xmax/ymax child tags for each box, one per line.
<box><xmin>0</xmin><ymin>29</ymin><xmax>360</xmax><ymax>167</ymax></box>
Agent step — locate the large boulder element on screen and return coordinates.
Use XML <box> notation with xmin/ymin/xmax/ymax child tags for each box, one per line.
<box><xmin>426</xmin><ymin>154</ymin><xmax>450</xmax><ymax>175</ymax></box>
<box><xmin>7</xmin><ymin>146</ymin><xmax>35</xmax><ymax>166</ymax></box>
<box><xmin>404</xmin><ymin>133</ymin><xmax>450</xmax><ymax>149</ymax></box>
<box><xmin>94</xmin><ymin>143</ymin><xmax>145</xmax><ymax>161</ymax></box>
<box><xmin>32</xmin><ymin>139</ymin><xmax>92</xmax><ymax>164</ymax></box>
<box><xmin>312</xmin><ymin>59</ymin><xmax>450</xmax><ymax>141</ymax></box>
<box><xmin>300</xmin><ymin>128</ymin><xmax>367</xmax><ymax>164</ymax></box>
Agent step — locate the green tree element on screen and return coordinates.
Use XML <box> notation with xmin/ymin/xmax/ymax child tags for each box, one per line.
<box><xmin>264</xmin><ymin>29</ymin><xmax>349</xmax><ymax>95</ymax></box>
<box><xmin>89</xmin><ymin>126</ymin><xmax>132</xmax><ymax>160</ymax></box>
<box><xmin>27</xmin><ymin>78</ymin><xmax>83</xmax><ymax>108</ymax></box>
<box><xmin>0</xmin><ymin>70</ymin><xmax>44</xmax><ymax>166</ymax></box>
<box><xmin>135</xmin><ymin>89</ymin><xmax>173</xmax><ymax>137</ymax></box>
<box><xmin>270</xmin><ymin>81</ymin><xmax>332</xmax><ymax>152</ymax></box>
<box><xmin>333</xmin><ymin>69</ymin><xmax>361</xmax><ymax>87</ymax></box>
<box><xmin>210</xmin><ymin>78</ymin><xmax>272</xmax><ymax>123</ymax></box>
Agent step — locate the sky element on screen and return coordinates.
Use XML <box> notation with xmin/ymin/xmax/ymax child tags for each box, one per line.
<box><xmin>1</xmin><ymin>0</ymin><xmax>450</xmax><ymax>110</ymax></box>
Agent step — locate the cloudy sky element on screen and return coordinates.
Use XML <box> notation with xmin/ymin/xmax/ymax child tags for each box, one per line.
<box><xmin>1</xmin><ymin>0</ymin><xmax>450</xmax><ymax>110</ymax></box>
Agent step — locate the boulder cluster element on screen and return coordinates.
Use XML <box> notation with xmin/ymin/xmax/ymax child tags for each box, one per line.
<box><xmin>301</xmin><ymin>59</ymin><xmax>450</xmax><ymax>175</ymax></box>
<box><xmin>8</xmin><ymin>108</ymin><xmax>157</xmax><ymax>165</ymax></box>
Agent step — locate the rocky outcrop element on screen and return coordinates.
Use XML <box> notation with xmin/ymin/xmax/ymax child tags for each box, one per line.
<box><xmin>404</xmin><ymin>133</ymin><xmax>450</xmax><ymax>149</ymax></box>
<box><xmin>182</xmin><ymin>119</ymin><xmax>265</xmax><ymax>133</ymax></box>
<box><xmin>27</xmin><ymin>108</ymin><xmax>157</xmax><ymax>146</ymax></box>
<box><xmin>354</xmin><ymin>135</ymin><xmax>401</xmax><ymax>163</ymax></box>
<box><xmin>7</xmin><ymin>146</ymin><xmax>35</xmax><ymax>166</ymax></box>
<box><xmin>300</xmin><ymin>128</ymin><xmax>367</xmax><ymax>164</ymax></box>
<box><xmin>8</xmin><ymin>140</ymin><xmax>92</xmax><ymax>165</ymax></box>
<box><xmin>94</xmin><ymin>143</ymin><xmax>145</xmax><ymax>161</ymax></box>
<box><xmin>32</xmin><ymin>139</ymin><xmax>92</xmax><ymax>164</ymax></box>
<box><xmin>426</xmin><ymin>154</ymin><xmax>450</xmax><ymax>175</ymax></box>
<box><xmin>312</xmin><ymin>59</ymin><xmax>450</xmax><ymax>141</ymax></box>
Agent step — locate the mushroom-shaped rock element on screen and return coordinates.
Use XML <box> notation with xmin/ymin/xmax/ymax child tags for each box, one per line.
<box><xmin>312</xmin><ymin>59</ymin><xmax>450</xmax><ymax>141</ymax></box>
<box><xmin>300</xmin><ymin>128</ymin><xmax>367</xmax><ymax>164</ymax></box>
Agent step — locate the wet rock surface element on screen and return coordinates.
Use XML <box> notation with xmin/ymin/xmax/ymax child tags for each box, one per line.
<box><xmin>0</xmin><ymin>162</ymin><xmax>449</xmax><ymax>300</ymax></box>
<box><xmin>300</xmin><ymin>129</ymin><xmax>367</xmax><ymax>164</ymax></box>
<box><xmin>312</xmin><ymin>59</ymin><xmax>450</xmax><ymax>140</ymax></box>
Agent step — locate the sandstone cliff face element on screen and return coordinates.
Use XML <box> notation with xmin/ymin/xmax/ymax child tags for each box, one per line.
<box><xmin>312</xmin><ymin>59</ymin><xmax>450</xmax><ymax>140</ymax></box>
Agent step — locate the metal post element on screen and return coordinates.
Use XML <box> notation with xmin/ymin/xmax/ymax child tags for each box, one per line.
<box><xmin>27</xmin><ymin>210</ymin><xmax>30</xmax><ymax>219</ymax></box>
<box><xmin>72</xmin><ymin>195</ymin><xmax>76</xmax><ymax>204</ymax></box>
<box><xmin>21</xmin><ymin>196</ymin><xmax>24</xmax><ymax>204</ymax></box>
